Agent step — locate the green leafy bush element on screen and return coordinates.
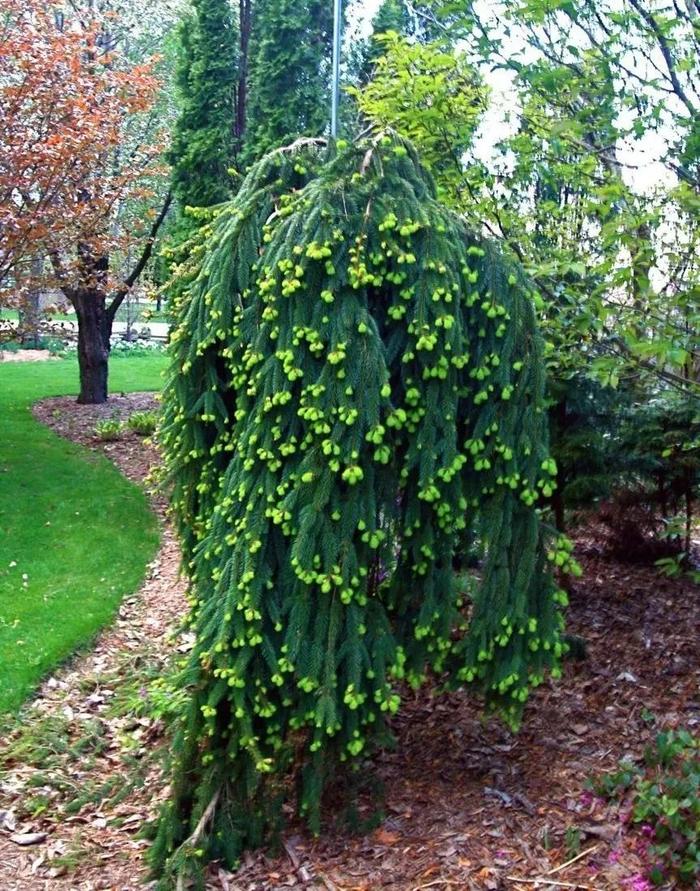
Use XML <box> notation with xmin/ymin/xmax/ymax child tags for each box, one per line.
<box><xmin>0</xmin><ymin>336</ymin><xmax>70</xmax><ymax>355</ymax></box>
<box><xmin>110</xmin><ymin>339</ymin><xmax>166</xmax><ymax>356</ymax></box>
<box><xmin>127</xmin><ymin>411</ymin><xmax>158</xmax><ymax>436</ymax></box>
<box><xmin>594</xmin><ymin>729</ymin><xmax>700</xmax><ymax>886</ymax></box>
<box><xmin>94</xmin><ymin>419</ymin><xmax>122</xmax><ymax>441</ymax></box>
<box><xmin>44</xmin><ymin>338</ymin><xmax>70</xmax><ymax>356</ymax></box>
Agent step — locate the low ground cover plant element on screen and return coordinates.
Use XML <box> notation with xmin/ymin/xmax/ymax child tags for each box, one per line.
<box><xmin>94</xmin><ymin>419</ymin><xmax>123</xmax><ymax>441</ymax></box>
<box><xmin>593</xmin><ymin>728</ymin><xmax>700</xmax><ymax>886</ymax></box>
<box><xmin>127</xmin><ymin>411</ymin><xmax>159</xmax><ymax>436</ymax></box>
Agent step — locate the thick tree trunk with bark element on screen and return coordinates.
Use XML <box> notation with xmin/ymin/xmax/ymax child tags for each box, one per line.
<box><xmin>18</xmin><ymin>289</ymin><xmax>42</xmax><ymax>348</ymax></box>
<box><xmin>73</xmin><ymin>288</ymin><xmax>112</xmax><ymax>404</ymax></box>
<box><xmin>53</xmin><ymin>191</ymin><xmax>172</xmax><ymax>405</ymax></box>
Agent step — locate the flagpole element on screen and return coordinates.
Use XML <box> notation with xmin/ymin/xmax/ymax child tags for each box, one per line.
<box><xmin>330</xmin><ymin>0</ymin><xmax>342</xmax><ymax>137</ymax></box>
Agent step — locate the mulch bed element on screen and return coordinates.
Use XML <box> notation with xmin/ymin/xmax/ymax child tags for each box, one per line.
<box><xmin>0</xmin><ymin>394</ymin><xmax>698</xmax><ymax>890</ymax></box>
<box><xmin>0</xmin><ymin>350</ymin><xmax>58</xmax><ymax>363</ymax></box>
<box><xmin>32</xmin><ymin>394</ymin><xmax>162</xmax><ymax>491</ymax></box>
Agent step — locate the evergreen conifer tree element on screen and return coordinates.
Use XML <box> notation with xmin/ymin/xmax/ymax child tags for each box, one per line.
<box><xmin>152</xmin><ymin>132</ymin><xmax>573</xmax><ymax>887</ymax></box>
<box><xmin>243</xmin><ymin>0</ymin><xmax>334</xmax><ymax>163</ymax></box>
<box><xmin>373</xmin><ymin>0</ymin><xmax>412</xmax><ymax>34</ymax></box>
<box><xmin>351</xmin><ymin>0</ymin><xmax>413</xmax><ymax>86</ymax></box>
<box><xmin>168</xmin><ymin>0</ymin><xmax>238</xmax><ymax>221</ymax></box>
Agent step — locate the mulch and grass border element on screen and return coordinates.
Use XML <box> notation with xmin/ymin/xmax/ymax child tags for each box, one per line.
<box><xmin>0</xmin><ymin>356</ymin><xmax>165</xmax><ymax>713</ymax></box>
<box><xmin>0</xmin><ymin>382</ymin><xmax>698</xmax><ymax>890</ymax></box>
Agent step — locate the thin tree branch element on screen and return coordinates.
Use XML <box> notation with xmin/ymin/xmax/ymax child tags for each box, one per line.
<box><xmin>607</xmin><ymin>335</ymin><xmax>700</xmax><ymax>393</ymax></box>
<box><xmin>626</xmin><ymin>0</ymin><xmax>697</xmax><ymax>117</ymax></box>
<box><xmin>106</xmin><ymin>190</ymin><xmax>172</xmax><ymax>321</ymax></box>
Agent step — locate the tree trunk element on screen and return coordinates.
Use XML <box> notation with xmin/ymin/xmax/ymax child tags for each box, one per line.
<box><xmin>18</xmin><ymin>256</ymin><xmax>44</xmax><ymax>348</ymax></box>
<box><xmin>55</xmin><ymin>193</ymin><xmax>171</xmax><ymax>404</ymax></box>
<box><xmin>72</xmin><ymin>290</ymin><xmax>112</xmax><ymax>404</ymax></box>
<box><xmin>684</xmin><ymin>468</ymin><xmax>693</xmax><ymax>559</ymax></box>
<box><xmin>18</xmin><ymin>290</ymin><xmax>42</xmax><ymax>348</ymax></box>
<box><xmin>551</xmin><ymin>485</ymin><xmax>566</xmax><ymax>534</ymax></box>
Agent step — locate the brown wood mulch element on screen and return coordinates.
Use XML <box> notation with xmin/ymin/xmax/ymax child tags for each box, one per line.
<box><xmin>0</xmin><ymin>394</ymin><xmax>698</xmax><ymax>890</ymax></box>
<box><xmin>0</xmin><ymin>349</ymin><xmax>58</xmax><ymax>363</ymax></box>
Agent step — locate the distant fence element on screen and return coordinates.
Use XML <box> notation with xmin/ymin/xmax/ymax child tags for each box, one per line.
<box><xmin>0</xmin><ymin>318</ymin><xmax>168</xmax><ymax>344</ymax></box>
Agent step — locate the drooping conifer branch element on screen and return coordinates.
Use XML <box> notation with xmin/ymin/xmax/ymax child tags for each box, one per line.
<box><xmin>153</xmin><ymin>132</ymin><xmax>574</xmax><ymax>887</ymax></box>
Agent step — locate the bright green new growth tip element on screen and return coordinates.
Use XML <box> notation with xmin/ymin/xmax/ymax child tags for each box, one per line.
<box><xmin>153</xmin><ymin>132</ymin><xmax>570</xmax><ymax>886</ymax></box>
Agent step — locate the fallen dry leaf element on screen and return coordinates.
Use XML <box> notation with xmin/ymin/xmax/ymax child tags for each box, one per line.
<box><xmin>374</xmin><ymin>828</ymin><xmax>401</xmax><ymax>845</ymax></box>
<box><xmin>10</xmin><ymin>832</ymin><xmax>47</xmax><ymax>847</ymax></box>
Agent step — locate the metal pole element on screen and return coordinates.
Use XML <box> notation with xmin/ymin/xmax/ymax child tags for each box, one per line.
<box><xmin>330</xmin><ymin>0</ymin><xmax>342</xmax><ymax>137</ymax></box>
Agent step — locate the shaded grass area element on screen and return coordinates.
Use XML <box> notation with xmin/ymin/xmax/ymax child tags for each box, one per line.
<box><xmin>0</xmin><ymin>356</ymin><xmax>166</xmax><ymax>713</ymax></box>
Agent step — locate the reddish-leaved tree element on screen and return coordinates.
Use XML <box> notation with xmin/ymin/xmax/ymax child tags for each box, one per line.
<box><xmin>0</xmin><ymin>0</ymin><xmax>171</xmax><ymax>402</ymax></box>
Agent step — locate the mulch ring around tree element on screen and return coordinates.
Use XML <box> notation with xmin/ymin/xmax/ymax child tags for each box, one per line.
<box><xmin>32</xmin><ymin>393</ymin><xmax>162</xmax><ymax>491</ymax></box>
<box><xmin>0</xmin><ymin>394</ymin><xmax>697</xmax><ymax>890</ymax></box>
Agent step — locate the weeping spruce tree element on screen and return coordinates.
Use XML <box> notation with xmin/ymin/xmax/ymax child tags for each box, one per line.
<box><xmin>153</xmin><ymin>131</ymin><xmax>574</xmax><ymax>886</ymax></box>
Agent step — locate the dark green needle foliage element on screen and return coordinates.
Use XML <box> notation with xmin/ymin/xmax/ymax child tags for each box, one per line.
<box><xmin>352</xmin><ymin>0</ymin><xmax>414</xmax><ymax>85</ymax></box>
<box><xmin>168</xmin><ymin>0</ymin><xmax>238</xmax><ymax>218</ymax></box>
<box><xmin>243</xmin><ymin>0</ymin><xmax>334</xmax><ymax>164</ymax></box>
<box><xmin>153</xmin><ymin>132</ymin><xmax>572</xmax><ymax>887</ymax></box>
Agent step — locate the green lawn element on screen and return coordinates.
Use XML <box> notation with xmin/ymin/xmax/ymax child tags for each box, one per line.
<box><xmin>1</xmin><ymin>308</ymin><xmax>75</xmax><ymax>322</ymax></box>
<box><xmin>0</xmin><ymin>355</ymin><xmax>167</xmax><ymax>713</ymax></box>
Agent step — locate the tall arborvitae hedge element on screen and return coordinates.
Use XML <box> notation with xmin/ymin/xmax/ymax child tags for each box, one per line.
<box><xmin>353</xmin><ymin>0</ymin><xmax>414</xmax><ymax>84</ymax></box>
<box><xmin>243</xmin><ymin>0</ymin><xmax>334</xmax><ymax>164</ymax></box>
<box><xmin>153</xmin><ymin>132</ymin><xmax>574</xmax><ymax>887</ymax></box>
<box><xmin>168</xmin><ymin>0</ymin><xmax>238</xmax><ymax>217</ymax></box>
